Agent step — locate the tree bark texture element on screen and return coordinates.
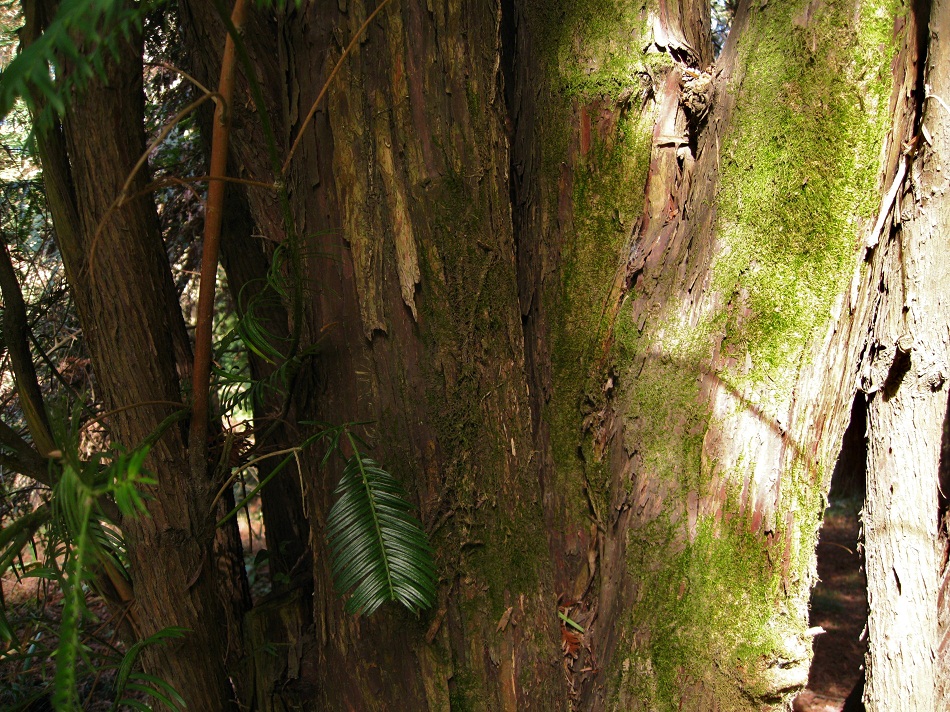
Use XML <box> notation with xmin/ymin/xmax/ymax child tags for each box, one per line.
<box><xmin>182</xmin><ymin>1</ymin><xmax>560</xmax><ymax>709</ymax></box>
<box><xmin>508</xmin><ymin>0</ymin><xmax>928</xmax><ymax>707</ymax></box>
<box><xmin>172</xmin><ymin>0</ymin><xmax>941</xmax><ymax>708</ymax></box>
<box><xmin>858</xmin><ymin>0</ymin><xmax>950</xmax><ymax>708</ymax></box>
<box><xmin>26</xmin><ymin>0</ymin><xmax>944</xmax><ymax>708</ymax></box>
<box><xmin>23</xmin><ymin>2</ymin><xmax>247</xmax><ymax>709</ymax></box>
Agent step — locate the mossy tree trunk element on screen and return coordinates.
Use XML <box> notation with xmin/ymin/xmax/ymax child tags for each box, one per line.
<box><xmin>510</xmin><ymin>0</ymin><xmax>941</xmax><ymax>708</ymax></box>
<box><xmin>25</xmin><ymin>0</ymin><xmax>947</xmax><ymax>708</ymax></box>
<box><xmin>178</xmin><ymin>0</ymin><xmax>944</xmax><ymax>708</ymax></box>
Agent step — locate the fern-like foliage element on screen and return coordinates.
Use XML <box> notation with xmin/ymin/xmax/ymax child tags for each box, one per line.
<box><xmin>110</xmin><ymin>626</ymin><xmax>188</xmax><ymax>711</ymax></box>
<box><xmin>49</xmin><ymin>440</ymin><xmax>158</xmax><ymax>710</ymax></box>
<box><xmin>0</xmin><ymin>0</ymin><xmax>158</xmax><ymax>127</ymax></box>
<box><xmin>51</xmin><ymin>484</ymin><xmax>90</xmax><ymax>711</ymax></box>
<box><xmin>0</xmin><ymin>402</ymin><xmax>186</xmax><ymax>709</ymax></box>
<box><xmin>326</xmin><ymin>441</ymin><xmax>436</xmax><ymax>616</ymax></box>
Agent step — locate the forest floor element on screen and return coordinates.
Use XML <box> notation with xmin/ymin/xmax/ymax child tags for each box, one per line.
<box><xmin>793</xmin><ymin>498</ymin><xmax>868</xmax><ymax>712</ymax></box>
<box><xmin>0</xmin><ymin>576</ymin><xmax>130</xmax><ymax>710</ymax></box>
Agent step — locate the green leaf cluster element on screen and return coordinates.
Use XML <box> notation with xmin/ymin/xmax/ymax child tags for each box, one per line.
<box><xmin>0</xmin><ymin>406</ymin><xmax>189</xmax><ymax>710</ymax></box>
<box><xmin>0</xmin><ymin>0</ymin><xmax>160</xmax><ymax>127</ymax></box>
<box><xmin>217</xmin><ymin>422</ymin><xmax>438</xmax><ymax>616</ymax></box>
<box><xmin>110</xmin><ymin>627</ymin><xmax>188</xmax><ymax>711</ymax></box>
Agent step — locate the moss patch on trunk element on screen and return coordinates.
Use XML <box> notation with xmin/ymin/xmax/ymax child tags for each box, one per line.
<box><xmin>529</xmin><ymin>0</ymin><xmax>901</xmax><ymax>707</ymax></box>
<box><xmin>605</xmin><ymin>0</ymin><xmax>902</xmax><ymax>706</ymax></box>
<box><xmin>714</xmin><ymin>0</ymin><xmax>901</xmax><ymax>398</ymax></box>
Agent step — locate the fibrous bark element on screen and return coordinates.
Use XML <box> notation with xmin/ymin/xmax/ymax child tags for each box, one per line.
<box><xmin>508</xmin><ymin>0</ymin><xmax>919</xmax><ymax>707</ymax></box>
<box><xmin>174</xmin><ymin>0</ymin><xmax>934</xmax><ymax>708</ymax></box>
<box><xmin>860</xmin><ymin>0</ymin><xmax>950</xmax><ymax>708</ymax></box>
<box><xmin>20</xmin><ymin>0</ymin><xmax>941</xmax><ymax>708</ymax></box>
<box><xmin>182</xmin><ymin>0</ymin><xmax>561</xmax><ymax>707</ymax></box>
<box><xmin>23</xmin><ymin>2</ymin><xmax>244</xmax><ymax>707</ymax></box>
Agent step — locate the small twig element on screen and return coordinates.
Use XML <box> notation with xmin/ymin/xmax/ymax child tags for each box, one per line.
<box><xmin>208</xmin><ymin>445</ymin><xmax>302</xmax><ymax>513</ymax></box>
<box><xmin>141</xmin><ymin>173</ymin><xmax>277</xmax><ymax>195</ymax></box>
<box><xmin>926</xmin><ymin>86</ymin><xmax>950</xmax><ymax>117</ymax></box>
<box><xmin>213</xmin><ymin>428</ymin><xmax>329</xmax><ymax>528</ymax></box>
<box><xmin>824</xmin><ymin>542</ymin><xmax>855</xmax><ymax>556</ymax></box>
<box><xmin>240</xmin><ymin>469</ymin><xmax>252</xmax><ymax>540</ymax></box>
<box><xmin>80</xmin><ymin>400</ymin><xmax>186</xmax><ymax>433</ymax></box>
<box><xmin>147</xmin><ymin>60</ymin><xmax>214</xmax><ymax>97</ymax></box>
<box><xmin>118</xmin><ymin>93</ymin><xmax>218</xmax><ymax>201</ymax></box>
<box><xmin>114</xmin><ymin>174</ymin><xmax>278</xmax><ymax>219</ymax></box>
<box><xmin>865</xmin><ymin>154</ymin><xmax>907</xmax><ymax>249</ymax></box>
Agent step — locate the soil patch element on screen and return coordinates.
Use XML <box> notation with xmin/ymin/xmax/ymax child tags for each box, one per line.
<box><xmin>794</xmin><ymin>500</ymin><xmax>867</xmax><ymax>711</ymax></box>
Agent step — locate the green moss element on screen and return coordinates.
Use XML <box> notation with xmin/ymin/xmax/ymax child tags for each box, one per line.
<box><xmin>414</xmin><ymin>174</ymin><xmax>551</xmax><ymax>625</ymax></box>
<box><xmin>526</xmin><ymin>0</ymin><xmax>902</xmax><ymax>705</ymax></box>
<box><xmin>465</xmin><ymin>80</ymin><xmax>480</xmax><ymax>123</ymax></box>
<box><xmin>714</xmin><ymin>0</ymin><xmax>901</xmax><ymax>396</ymax></box>
<box><xmin>526</xmin><ymin>3</ymin><xmax>667</xmax><ymax>521</ymax></box>
<box><xmin>784</xmin><ymin>459</ymin><xmax>828</xmax><ymax>591</ymax></box>
<box><xmin>525</xmin><ymin>0</ymin><xmax>662</xmax><ymax>180</ymax></box>
<box><xmin>545</xmin><ymin>111</ymin><xmax>653</xmax><ymax>517</ymax></box>
<box><xmin>527</xmin><ymin>0</ymin><xmax>663</xmax><ymax>101</ymax></box>
<box><xmin>613</xmin><ymin>515</ymin><xmax>786</xmax><ymax>710</ymax></box>
<box><xmin>605</xmin><ymin>1</ymin><xmax>903</xmax><ymax>702</ymax></box>
<box><xmin>518</xmin><ymin>0</ymin><xmax>900</xmax><ymax>705</ymax></box>
<box><xmin>448</xmin><ymin>668</ymin><xmax>483</xmax><ymax>712</ymax></box>
<box><xmin>618</xmin><ymin>309</ymin><xmax>720</xmax><ymax>501</ymax></box>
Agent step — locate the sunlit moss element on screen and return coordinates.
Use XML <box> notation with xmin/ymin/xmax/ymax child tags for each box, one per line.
<box><xmin>714</xmin><ymin>0</ymin><xmax>900</xmax><ymax>398</ymax></box>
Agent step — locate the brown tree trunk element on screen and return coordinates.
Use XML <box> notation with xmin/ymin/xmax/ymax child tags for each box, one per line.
<box><xmin>19</xmin><ymin>0</ymin><xmax>945</xmax><ymax>708</ymax></box>
<box><xmin>860</xmin><ymin>0</ymin><xmax>950</xmax><ymax>708</ymax></box>
<box><xmin>23</xmin><ymin>2</ymin><xmax>246</xmax><ymax>708</ymax></box>
<box><xmin>181</xmin><ymin>1</ymin><xmax>562</xmax><ymax>708</ymax></box>
<box><xmin>281</xmin><ymin>2</ymin><xmax>561</xmax><ymax>707</ymax></box>
<box><xmin>508</xmin><ymin>0</ymin><xmax>929</xmax><ymax>706</ymax></box>
<box><xmin>173</xmin><ymin>0</ymin><xmax>942</xmax><ymax>708</ymax></box>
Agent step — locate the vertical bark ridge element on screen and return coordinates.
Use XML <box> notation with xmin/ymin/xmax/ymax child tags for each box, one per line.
<box><xmin>317</xmin><ymin>1</ymin><xmax>554</xmax><ymax>705</ymax></box>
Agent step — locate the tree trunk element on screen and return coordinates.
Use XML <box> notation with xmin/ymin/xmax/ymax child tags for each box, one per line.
<box><xmin>21</xmin><ymin>0</ymin><xmax>948</xmax><ymax>708</ymax></box>
<box><xmin>507</xmin><ymin>0</ymin><xmax>933</xmax><ymax>707</ymax></box>
<box><xmin>173</xmin><ymin>0</ymin><xmax>944</xmax><ymax>708</ymax></box>
<box><xmin>861</xmin><ymin>0</ymin><xmax>950</xmax><ymax>709</ymax></box>
<box><xmin>23</xmin><ymin>2</ymin><xmax>246</xmax><ymax>708</ymax></box>
<box><xmin>182</xmin><ymin>1</ymin><xmax>562</xmax><ymax>708</ymax></box>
